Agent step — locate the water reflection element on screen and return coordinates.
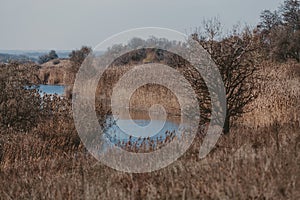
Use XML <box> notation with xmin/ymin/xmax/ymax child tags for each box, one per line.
<box><xmin>100</xmin><ymin>110</ymin><xmax>182</xmax><ymax>151</ymax></box>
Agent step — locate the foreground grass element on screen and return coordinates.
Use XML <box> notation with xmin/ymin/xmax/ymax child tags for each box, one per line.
<box><xmin>0</xmin><ymin>61</ymin><xmax>299</xmax><ymax>199</ymax></box>
<box><xmin>0</xmin><ymin>122</ymin><xmax>299</xmax><ymax>199</ymax></box>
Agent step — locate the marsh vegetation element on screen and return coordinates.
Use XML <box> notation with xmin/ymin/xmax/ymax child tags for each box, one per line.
<box><xmin>0</xmin><ymin>1</ymin><xmax>300</xmax><ymax>199</ymax></box>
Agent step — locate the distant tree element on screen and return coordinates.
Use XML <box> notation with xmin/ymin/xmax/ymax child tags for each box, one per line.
<box><xmin>281</xmin><ymin>0</ymin><xmax>300</xmax><ymax>30</ymax></box>
<box><xmin>49</xmin><ymin>50</ymin><xmax>58</xmax><ymax>60</ymax></box>
<box><xmin>258</xmin><ymin>0</ymin><xmax>300</xmax><ymax>62</ymax></box>
<box><xmin>280</xmin><ymin>0</ymin><xmax>300</xmax><ymax>61</ymax></box>
<box><xmin>69</xmin><ymin>46</ymin><xmax>92</xmax><ymax>70</ymax></box>
<box><xmin>38</xmin><ymin>50</ymin><xmax>58</xmax><ymax>64</ymax></box>
<box><xmin>259</xmin><ymin>10</ymin><xmax>282</xmax><ymax>32</ymax></box>
<box><xmin>128</xmin><ymin>38</ymin><xmax>145</xmax><ymax>49</ymax></box>
<box><xmin>202</xmin><ymin>17</ymin><xmax>222</xmax><ymax>41</ymax></box>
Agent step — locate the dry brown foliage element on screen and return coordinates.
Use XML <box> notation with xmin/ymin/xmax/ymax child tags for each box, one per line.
<box><xmin>0</xmin><ymin>60</ymin><xmax>299</xmax><ymax>199</ymax></box>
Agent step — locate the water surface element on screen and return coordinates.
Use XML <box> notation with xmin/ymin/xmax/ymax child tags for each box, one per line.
<box><xmin>37</xmin><ymin>84</ymin><xmax>65</xmax><ymax>96</ymax></box>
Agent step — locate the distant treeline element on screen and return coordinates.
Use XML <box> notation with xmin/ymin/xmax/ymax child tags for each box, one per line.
<box><xmin>0</xmin><ymin>51</ymin><xmax>71</xmax><ymax>64</ymax></box>
<box><xmin>0</xmin><ymin>53</ymin><xmax>37</xmax><ymax>64</ymax></box>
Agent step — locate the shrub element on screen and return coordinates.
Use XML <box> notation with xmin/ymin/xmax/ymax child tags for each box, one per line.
<box><xmin>52</xmin><ymin>59</ymin><xmax>60</xmax><ymax>65</ymax></box>
<box><xmin>69</xmin><ymin>46</ymin><xmax>92</xmax><ymax>71</ymax></box>
<box><xmin>0</xmin><ymin>63</ymin><xmax>42</xmax><ymax>132</ymax></box>
<box><xmin>38</xmin><ymin>50</ymin><xmax>58</xmax><ymax>64</ymax></box>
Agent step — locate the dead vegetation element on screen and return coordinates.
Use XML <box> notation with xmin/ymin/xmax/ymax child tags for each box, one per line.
<box><xmin>0</xmin><ymin>60</ymin><xmax>299</xmax><ymax>199</ymax></box>
<box><xmin>38</xmin><ymin>59</ymin><xmax>75</xmax><ymax>85</ymax></box>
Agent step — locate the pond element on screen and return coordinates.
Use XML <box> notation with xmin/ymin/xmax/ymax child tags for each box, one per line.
<box><xmin>37</xmin><ymin>84</ymin><xmax>65</xmax><ymax>96</ymax></box>
<box><xmin>104</xmin><ymin>118</ymin><xmax>179</xmax><ymax>140</ymax></box>
<box><xmin>100</xmin><ymin>114</ymin><xmax>183</xmax><ymax>150</ymax></box>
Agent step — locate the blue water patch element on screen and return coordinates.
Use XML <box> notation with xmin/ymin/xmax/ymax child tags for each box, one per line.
<box><xmin>38</xmin><ymin>85</ymin><xmax>65</xmax><ymax>96</ymax></box>
<box><xmin>26</xmin><ymin>84</ymin><xmax>65</xmax><ymax>97</ymax></box>
<box><xmin>102</xmin><ymin>116</ymin><xmax>181</xmax><ymax>149</ymax></box>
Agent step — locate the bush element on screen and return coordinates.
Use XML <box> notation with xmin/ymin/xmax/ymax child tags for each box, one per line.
<box><xmin>0</xmin><ymin>63</ymin><xmax>42</xmax><ymax>132</ymax></box>
<box><xmin>38</xmin><ymin>50</ymin><xmax>58</xmax><ymax>64</ymax></box>
<box><xmin>69</xmin><ymin>46</ymin><xmax>92</xmax><ymax>72</ymax></box>
<box><xmin>52</xmin><ymin>59</ymin><xmax>60</xmax><ymax>65</ymax></box>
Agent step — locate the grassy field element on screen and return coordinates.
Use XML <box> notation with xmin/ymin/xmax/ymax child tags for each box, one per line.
<box><xmin>0</xmin><ymin>61</ymin><xmax>299</xmax><ymax>199</ymax></box>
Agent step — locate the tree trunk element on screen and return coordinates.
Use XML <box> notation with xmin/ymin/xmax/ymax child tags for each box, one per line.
<box><xmin>223</xmin><ymin>116</ymin><xmax>230</xmax><ymax>134</ymax></box>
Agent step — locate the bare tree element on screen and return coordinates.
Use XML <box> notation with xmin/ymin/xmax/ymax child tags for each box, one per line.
<box><xmin>193</xmin><ymin>21</ymin><xmax>260</xmax><ymax>134</ymax></box>
<box><xmin>259</xmin><ymin>10</ymin><xmax>282</xmax><ymax>32</ymax></box>
<box><xmin>281</xmin><ymin>0</ymin><xmax>300</xmax><ymax>30</ymax></box>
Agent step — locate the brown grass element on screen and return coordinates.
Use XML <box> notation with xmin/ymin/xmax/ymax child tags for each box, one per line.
<box><xmin>38</xmin><ymin>59</ymin><xmax>75</xmax><ymax>85</ymax></box>
<box><xmin>239</xmin><ymin>60</ymin><xmax>300</xmax><ymax>128</ymax></box>
<box><xmin>0</xmin><ymin>61</ymin><xmax>299</xmax><ymax>199</ymax></box>
<box><xmin>0</xmin><ymin>124</ymin><xmax>299</xmax><ymax>199</ymax></box>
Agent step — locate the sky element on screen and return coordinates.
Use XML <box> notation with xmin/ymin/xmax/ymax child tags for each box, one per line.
<box><xmin>0</xmin><ymin>0</ymin><xmax>283</xmax><ymax>50</ymax></box>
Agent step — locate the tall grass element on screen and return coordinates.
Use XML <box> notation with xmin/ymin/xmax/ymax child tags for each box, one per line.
<box><xmin>0</xmin><ymin>61</ymin><xmax>299</xmax><ymax>199</ymax></box>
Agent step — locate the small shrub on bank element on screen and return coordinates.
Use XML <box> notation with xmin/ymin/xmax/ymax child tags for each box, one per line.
<box><xmin>38</xmin><ymin>50</ymin><xmax>58</xmax><ymax>64</ymax></box>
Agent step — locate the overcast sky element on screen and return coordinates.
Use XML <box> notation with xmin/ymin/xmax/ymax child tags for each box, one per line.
<box><xmin>0</xmin><ymin>0</ymin><xmax>282</xmax><ymax>50</ymax></box>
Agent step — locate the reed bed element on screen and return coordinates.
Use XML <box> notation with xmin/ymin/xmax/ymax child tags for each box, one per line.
<box><xmin>0</xmin><ymin>122</ymin><xmax>299</xmax><ymax>199</ymax></box>
<box><xmin>239</xmin><ymin>61</ymin><xmax>300</xmax><ymax>128</ymax></box>
<box><xmin>0</xmin><ymin>61</ymin><xmax>299</xmax><ymax>199</ymax></box>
